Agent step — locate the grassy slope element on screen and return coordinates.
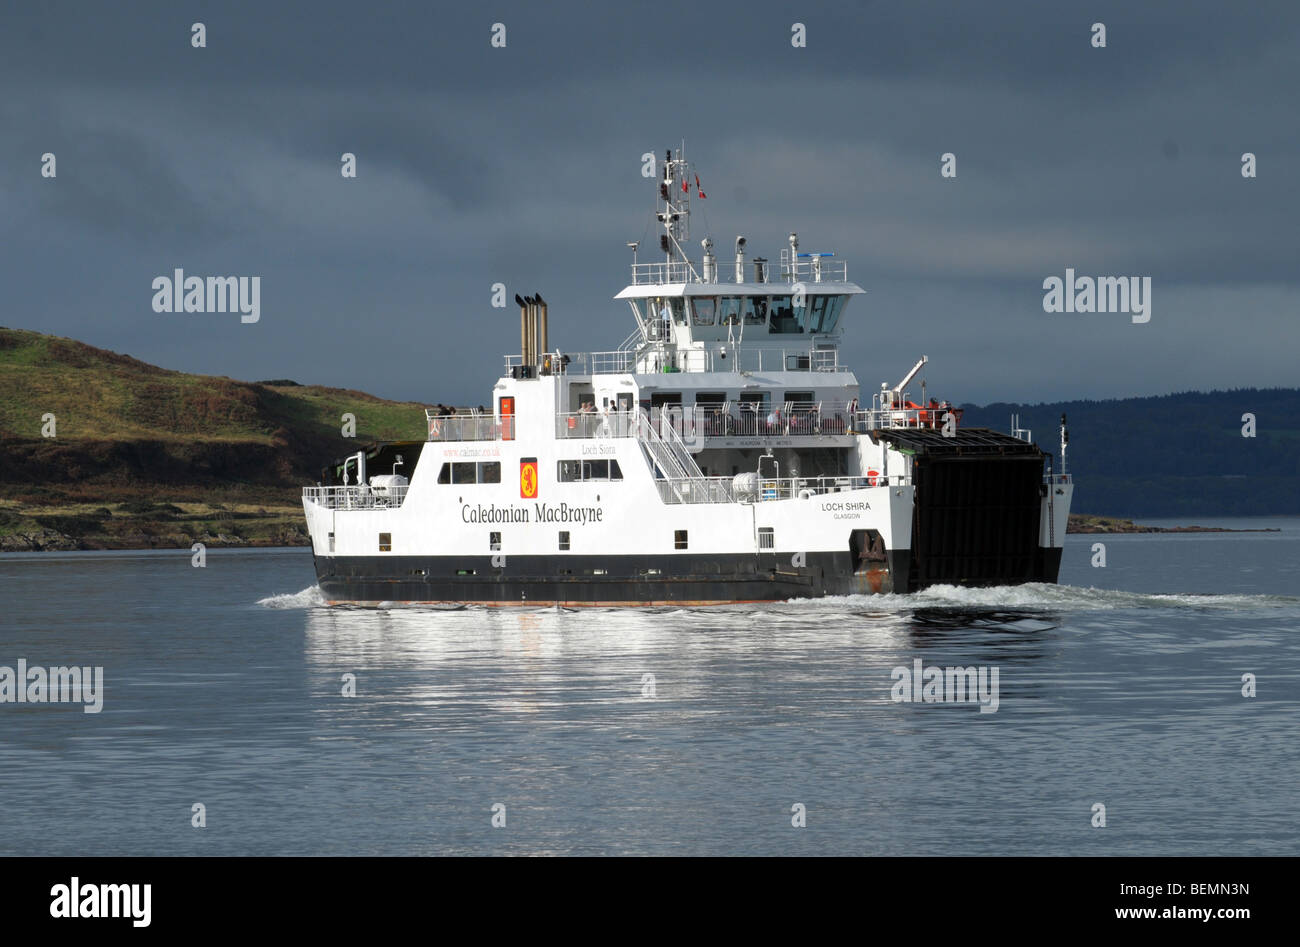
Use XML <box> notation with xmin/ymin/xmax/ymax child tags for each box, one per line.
<box><xmin>0</xmin><ymin>327</ymin><xmax>427</xmax><ymax>549</ymax></box>
<box><xmin>0</xmin><ymin>327</ymin><xmax>425</xmax><ymax>444</ymax></box>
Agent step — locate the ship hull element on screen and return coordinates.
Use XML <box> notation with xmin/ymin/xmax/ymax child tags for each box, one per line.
<box><xmin>312</xmin><ymin>547</ymin><xmax>1064</xmax><ymax>606</ymax></box>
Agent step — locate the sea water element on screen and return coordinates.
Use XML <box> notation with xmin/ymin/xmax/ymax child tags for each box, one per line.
<box><xmin>1</xmin><ymin>519</ymin><xmax>1296</xmax><ymax>855</ymax></box>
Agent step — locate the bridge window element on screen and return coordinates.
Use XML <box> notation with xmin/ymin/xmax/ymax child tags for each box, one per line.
<box><xmin>719</xmin><ymin>296</ymin><xmax>742</xmax><ymax>325</ymax></box>
<box><xmin>691</xmin><ymin>296</ymin><xmax>716</xmax><ymax>326</ymax></box>
<box><xmin>653</xmin><ymin>297</ymin><xmax>685</xmax><ymax>325</ymax></box>
<box><xmin>768</xmin><ymin>295</ymin><xmax>803</xmax><ymax>333</ymax></box>
<box><xmin>808</xmin><ymin>295</ymin><xmax>845</xmax><ymax>333</ymax></box>
<box><xmin>479</xmin><ymin>462</ymin><xmax>501</xmax><ymax>483</ymax></box>
<box><xmin>742</xmin><ymin>296</ymin><xmax>768</xmax><ymax>326</ymax></box>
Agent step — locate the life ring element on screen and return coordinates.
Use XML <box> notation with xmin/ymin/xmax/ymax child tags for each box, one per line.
<box><xmin>867</xmin><ymin>469</ymin><xmax>880</xmax><ymax>486</ymax></box>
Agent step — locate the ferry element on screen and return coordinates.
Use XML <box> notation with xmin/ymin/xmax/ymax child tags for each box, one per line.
<box><xmin>302</xmin><ymin>147</ymin><xmax>1074</xmax><ymax>605</ymax></box>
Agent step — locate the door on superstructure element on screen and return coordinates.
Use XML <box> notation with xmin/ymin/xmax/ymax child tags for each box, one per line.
<box><xmin>498</xmin><ymin>396</ymin><xmax>515</xmax><ymax>440</ymax></box>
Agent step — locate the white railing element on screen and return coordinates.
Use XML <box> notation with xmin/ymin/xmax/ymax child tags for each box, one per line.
<box><xmin>635</xmin><ymin>409</ymin><xmax>707</xmax><ymax>486</ymax></box>
<box><xmin>630</xmin><ymin>260</ymin><xmax>699</xmax><ymax>284</ymax></box>
<box><xmin>654</xmin><ymin>474</ymin><xmax>879</xmax><ymax>505</ymax></box>
<box><xmin>690</xmin><ymin>401</ymin><xmax>853</xmax><ymax>438</ymax></box>
<box><xmin>657</xmin><ymin>410</ymin><xmax>704</xmax><ymax>475</ymax></box>
<box><xmin>555</xmin><ymin>410</ymin><xmax>636</xmax><ymax>439</ymax></box>
<box><xmin>502</xmin><ymin>345</ymin><xmax>844</xmax><ymax>376</ymax></box>
<box><xmin>730</xmin><ymin>346</ymin><xmax>842</xmax><ymax>373</ymax></box>
<box><xmin>502</xmin><ymin>350</ymin><xmax>633</xmax><ymax>376</ymax></box>
<box><xmin>426</xmin><ymin>411</ymin><xmax>500</xmax><ymax>442</ymax></box>
<box><xmin>855</xmin><ymin>406</ymin><xmax>963</xmax><ymax>431</ymax></box>
<box><xmin>630</xmin><ymin>257</ymin><xmax>849</xmax><ymax>285</ymax></box>
<box><xmin>556</xmin><ymin>404</ymin><xmax>856</xmax><ymax>441</ymax></box>
<box><xmin>303</xmin><ymin>485</ymin><xmax>408</xmax><ymax>510</ymax></box>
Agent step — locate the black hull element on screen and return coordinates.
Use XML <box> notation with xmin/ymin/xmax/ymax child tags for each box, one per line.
<box><xmin>313</xmin><ymin>547</ymin><xmax>1064</xmax><ymax>605</ymax></box>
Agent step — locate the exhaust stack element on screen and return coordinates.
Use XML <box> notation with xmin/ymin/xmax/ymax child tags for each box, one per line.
<box><xmin>536</xmin><ymin>292</ymin><xmax>548</xmax><ymax>356</ymax></box>
<box><xmin>515</xmin><ymin>294</ymin><xmax>531</xmax><ymax>369</ymax></box>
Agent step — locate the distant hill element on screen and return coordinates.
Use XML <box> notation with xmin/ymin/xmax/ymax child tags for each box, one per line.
<box><xmin>0</xmin><ymin>327</ymin><xmax>428</xmax><ymax>549</ymax></box>
<box><xmin>960</xmin><ymin>390</ymin><xmax>1300</xmax><ymax>517</ymax></box>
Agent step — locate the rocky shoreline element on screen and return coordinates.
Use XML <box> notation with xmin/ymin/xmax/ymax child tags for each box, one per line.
<box><xmin>0</xmin><ymin>502</ymin><xmax>309</xmax><ymax>552</ymax></box>
<box><xmin>1066</xmin><ymin>515</ymin><xmax>1280</xmax><ymax>534</ymax></box>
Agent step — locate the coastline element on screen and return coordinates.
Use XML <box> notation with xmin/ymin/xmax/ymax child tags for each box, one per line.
<box><xmin>0</xmin><ymin>507</ymin><xmax>1281</xmax><ymax>553</ymax></box>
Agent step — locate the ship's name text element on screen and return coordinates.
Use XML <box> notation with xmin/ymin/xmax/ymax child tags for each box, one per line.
<box><xmin>462</xmin><ymin>502</ymin><xmax>604</xmax><ymax>525</ymax></box>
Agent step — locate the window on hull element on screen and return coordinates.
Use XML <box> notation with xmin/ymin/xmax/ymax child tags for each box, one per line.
<box><xmin>557</xmin><ymin>459</ymin><xmax>624</xmax><ymax>482</ymax></box>
<box><xmin>438</xmin><ymin>462</ymin><xmax>502</xmax><ymax>484</ymax></box>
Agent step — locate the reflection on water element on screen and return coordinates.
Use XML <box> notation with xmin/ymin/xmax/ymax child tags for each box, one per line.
<box><xmin>2</xmin><ymin>535</ymin><xmax>1299</xmax><ymax>856</ymax></box>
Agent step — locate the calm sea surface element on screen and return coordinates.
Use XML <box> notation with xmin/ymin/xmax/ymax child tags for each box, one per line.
<box><xmin>1</xmin><ymin>518</ymin><xmax>1297</xmax><ymax>855</ymax></box>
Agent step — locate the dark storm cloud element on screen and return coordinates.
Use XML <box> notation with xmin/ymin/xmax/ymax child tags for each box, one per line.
<box><xmin>1</xmin><ymin>0</ymin><xmax>1297</xmax><ymax>404</ymax></box>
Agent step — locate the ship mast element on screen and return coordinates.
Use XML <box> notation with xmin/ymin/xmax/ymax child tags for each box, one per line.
<box><xmin>656</xmin><ymin>147</ymin><xmax>700</xmax><ymax>280</ymax></box>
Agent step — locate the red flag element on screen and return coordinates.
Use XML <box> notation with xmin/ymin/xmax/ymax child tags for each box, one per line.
<box><xmin>681</xmin><ymin>174</ymin><xmax>688</xmax><ymax>193</ymax></box>
<box><xmin>695</xmin><ymin>173</ymin><xmax>706</xmax><ymax>199</ymax></box>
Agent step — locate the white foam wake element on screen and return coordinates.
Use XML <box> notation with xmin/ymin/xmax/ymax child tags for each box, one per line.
<box><xmin>257</xmin><ymin>586</ymin><xmax>327</xmax><ymax>609</ymax></box>
<box><xmin>814</xmin><ymin>583</ymin><xmax>1297</xmax><ymax>612</ymax></box>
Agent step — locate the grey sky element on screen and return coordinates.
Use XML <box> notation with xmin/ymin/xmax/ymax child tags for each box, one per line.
<box><xmin>2</xmin><ymin>1</ymin><xmax>1297</xmax><ymax>405</ymax></box>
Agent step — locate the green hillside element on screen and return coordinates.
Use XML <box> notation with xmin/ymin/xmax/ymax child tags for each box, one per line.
<box><xmin>0</xmin><ymin>327</ymin><xmax>428</xmax><ymax>549</ymax></box>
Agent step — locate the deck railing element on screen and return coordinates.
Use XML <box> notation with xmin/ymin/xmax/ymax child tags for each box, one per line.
<box><xmin>502</xmin><ymin>345</ymin><xmax>845</xmax><ymax>376</ymax></box>
<box><xmin>855</xmin><ymin>406</ymin><xmax>962</xmax><ymax>431</ymax></box>
<box><xmin>303</xmin><ymin>485</ymin><xmax>408</xmax><ymax>510</ymax></box>
<box><xmin>630</xmin><ymin>257</ymin><xmax>849</xmax><ymax>285</ymax></box>
<box><xmin>426</xmin><ymin>411</ymin><xmax>499</xmax><ymax>442</ymax></box>
<box><xmin>557</xmin><ymin>403</ymin><xmax>855</xmax><ymax>441</ymax></box>
<box><xmin>653</xmin><ymin>474</ymin><xmax>880</xmax><ymax>505</ymax></box>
